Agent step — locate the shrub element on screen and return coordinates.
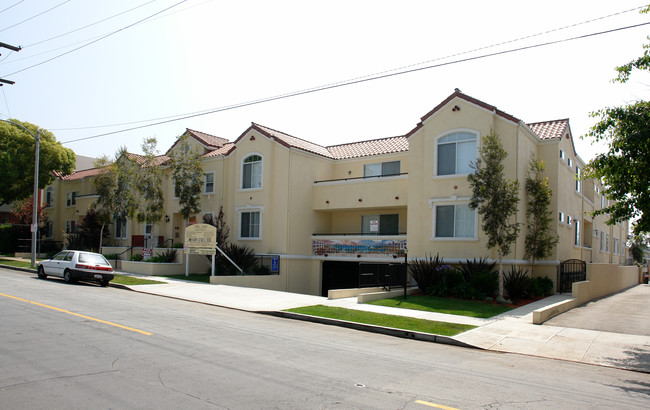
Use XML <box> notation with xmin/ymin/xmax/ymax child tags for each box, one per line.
<box><xmin>469</xmin><ymin>270</ymin><xmax>499</xmax><ymax>299</ymax></box>
<box><xmin>220</xmin><ymin>243</ymin><xmax>257</xmax><ymax>273</ymax></box>
<box><xmin>172</xmin><ymin>242</ymin><xmax>184</xmax><ymax>249</ymax></box>
<box><xmin>130</xmin><ymin>254</ymin><xmax>144</xmax><ymax>262</ymax></box>
<box><xmin>503</xmin><ymin>267</ymin><xmax>531</xmax><ymax>303</ymax></box>
<box><xmin>103</xmin><ymin>253</ymin><xmax>120</xmax><ymax>260</ymax></box>
<box><xmin>444</xmin><ymin>268</ymin><xmax>469</xmax><ymax>298</ymax></box>
<box><xmin>0</xmin><ymin>225</ymin><xmax>15</xmax><ymax>253</ymax></box>
<box><xmin>157</xmin><ymin>249</ymin><xmax>177</xmax><ymax>263</ymax></box>
<box><xmin>530</xmin><ymin>276</ymin><xmax>554</xmax><ymax>297</ymax></box>
<box><xmin>409</xmin><ymin>253</ymin><xmax>445</xmax><ymax>293</ymax></box>
<box><xmin>456</xmin><ymin>257</ymin><xmax>497</xmax><ymax>283</ymax></box>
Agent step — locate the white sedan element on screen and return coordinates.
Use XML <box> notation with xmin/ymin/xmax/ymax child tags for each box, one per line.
<box><xmin>38</xmin><ymin>250</ymin><xmax>114</xmax><ymax>287</ymax></box>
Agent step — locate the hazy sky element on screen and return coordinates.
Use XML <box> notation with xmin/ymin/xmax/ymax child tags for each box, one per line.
<box><xmin>1</xmin><ymin>1</ymin><xmax>649</xmax><ymax>164</ymax></box>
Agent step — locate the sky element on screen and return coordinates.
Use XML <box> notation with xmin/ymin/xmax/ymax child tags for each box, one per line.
<box><xmin>1</xmin><ymin>0</ymin><xmax>649</xmax><ymax>165</ymax></box>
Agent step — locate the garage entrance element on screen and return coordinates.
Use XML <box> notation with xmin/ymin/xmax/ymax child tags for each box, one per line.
<box><xmin>321</xmin><ymin>261</ymin><xmax>407</xmax><ymax>297</ymax></box>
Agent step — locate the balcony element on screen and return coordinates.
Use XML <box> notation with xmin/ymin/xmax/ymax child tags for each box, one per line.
<box><xmin>313</xmin><ymin>173</ymin><xmax>407</xmax><ymax>211</ymax></box>
<box><xmin>312</xmin><ymin>234</ymin><xmax>407</xmax><ymax>258</ymax></box>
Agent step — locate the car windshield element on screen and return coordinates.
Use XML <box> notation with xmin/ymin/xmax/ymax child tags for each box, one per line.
<box><xmin>78</xmin><ymin>253</ymin><xmax>109</xmax><ymax>265</ymax></box>
<box><xmin>52</xmin><ymin>252</ymin><xmax>67</xmax><ymax>261</ymax></box>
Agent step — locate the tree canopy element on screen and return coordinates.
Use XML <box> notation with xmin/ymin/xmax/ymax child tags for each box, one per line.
<box><xmin>524</xmin><ymin>157</ymin><xmax>558</xmax><ymax>273</ymax></box>
<box><xmin>0</xmin><ymin>119</ymin><xmax>75</xmax><ymax>205</ymax></box>
<box><xmin>170</xmin><ymin>134</ymin><xmax>203</xmax><ymax>221</ymax></box>
<box><xmin>468</xmin><ymin>131</ymin><xmax>520</xmax><ymax>300</ymax></box>
<box><xmin>584</xmin><ymin>33</ymin><xmax>650</xmax><ymax>234</ymax></box>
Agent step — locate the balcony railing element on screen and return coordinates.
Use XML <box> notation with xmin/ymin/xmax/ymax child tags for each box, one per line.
<box><xmin>314</xmin><ymin>172</ymin><xmax>407</xmax><ymax>184</ymax></box>
<box><xmin>312</xmin><ymin>234</ymin><xmax>407</xmax><ymax>258</ymax></box>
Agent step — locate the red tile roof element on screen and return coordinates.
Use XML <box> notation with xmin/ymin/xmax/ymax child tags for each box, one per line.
<box><xmin>59</xmin><ymin>167</ymin><xmax>104</xmax><ymax>181</ymax></box>
<box><xmin>328</xmin><ymin>136</ymin><xmax>408</xmax><ymax>159</ymax></box>
<box><xmin>203</xmin><ymin>143</ymin><xmax>235</xmax><ymax>158</ymax></box>
<box><xmin>252</xmin><ymin>123</ymin><xmax>334</xmax><ymax>158</ymax></box>
<box><xmin>526</xmin><ymin>119</ymin><xmax>570</xmax><ymax>140</ymax></box>
<box><xmin>125</xmin><ymin>152</ymin><xmax>170</xmax><ymax>167</ymax></box>
<box><xmin>186</xmin><ymin>128</ymin><xmax>229</xmax><ymax>149</ymax></box>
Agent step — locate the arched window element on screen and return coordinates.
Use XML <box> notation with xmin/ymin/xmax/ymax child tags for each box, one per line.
<box><xmin>436</xmin><ymin>132</ymin><xmax>477</xmax><ymax>176</ymax></box>
<box><xmin>242</xmin><ymin>154</ymin><xmax>262</xmax><ymax>189</ymax></box>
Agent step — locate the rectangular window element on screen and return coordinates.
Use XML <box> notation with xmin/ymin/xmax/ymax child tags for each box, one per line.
<box><xmin>567</xmin><ymin>215</ymin><xmax>572</xmax><ymax>226</ymax></box>
<box><xmin>559</xmin><ymin>149</ymin><xmax>565</xmax><ymax>160</ymax></box>
<box><xmin>363</xmin><ymin>161</ymin><xmax>401</xmax><ymax>178</ymax></box>
<box><xmin>574</xmin><ymin>219</ymin><xmax>580</xmax><ymax>246</ymax></box>
<box><xmin>601</xmin><ymin>195</ymin><xmax>605</xmax><ymax>208</ymax></box>
<box><xmin>65</xmin><ymin>220</ymin><xmax>76</xmax><ymax>234</ymax></box>
<box><xmin>600</xmin><ymin>232</ymin><xmax>604</xmax><ymax>252</ymax></box>
<box><xmin>614</xmin><ymin>238</ymin><xmax>619</xmax><ymax>255</ymax></box>
<box><xmin>435</xmin><ymin>204</ymin><xmax>475</xmax><ymax>238</ymax></box>
<box><xmin>568</xmin><ymin>158</ymin><xmax>573</xmax><ymax>167</ymax></box>
<box><xmin>559</xmin><ymin>211</ymin><xmax>564</xmax><ymax>223</ymax></box>
<box><xmin>115</xmin><ymin>218</ymin><xmax>127</xmax><ymax>239</ymax></box>
<box><xmin>606</xmin><ymin>234</ymin><xmax>610</xmax><ymax>252</ymax></box>
<box><xmin>437</xmin><ymin>132</ymin><xmax>476</xmax><ymax>176</ymax></box>
<box><xmin>45</xmin><ymin>187</ymin><xmax>54</xmax><ymax>207</ymax></box>
<box><xmin>575</xmin><ymin>167</ymin><xmax>581</xmax><ymax>192</ymax></box>
<box><xmin>242</xmin><ymin>155</ymin><xmax>262</xmax><ymax>189</ymax></box>
<box><xmin>43</xmin><ymin>221</ymin><xmax>53</xmax><ymax>238</ymax></box>
<box><xmin>240</xmin><ymin>211</ymin><xmax>260</xmax><ymax>238</ymax></box>
<box><xmin>361</xmin><ymin>214</ymin><xmax>399</xmax><ymax>235</ymax></box>
<box><xmin>66</xmin><ymin>191</ymin><xmax>78</xmax><ymax>206</ymax></box>
<box><xmin>204</xmin><ymin>172</ymin><xmax>214</xmax><ymax>194</ymax></box>
<box><xmin>203</xmin><ymin>212</ymin><xmax>214</xmax><ymax>224</ymax></box>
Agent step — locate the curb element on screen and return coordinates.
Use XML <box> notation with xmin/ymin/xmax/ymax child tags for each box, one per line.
<box><xmin>264</xmin><ymin>310</ymin><xmax>478</xmax><ymax>349</ymax></box>
<box><xmin>0</xmin><ymin>263</ymin><xmax>37</xmax><ymax>274</ymax></box>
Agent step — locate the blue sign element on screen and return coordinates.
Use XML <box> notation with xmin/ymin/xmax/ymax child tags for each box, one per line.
<box><xmin>271</xmin><ymin>256</ymin><xmax>279</xmax><ymax>273</ymax></box>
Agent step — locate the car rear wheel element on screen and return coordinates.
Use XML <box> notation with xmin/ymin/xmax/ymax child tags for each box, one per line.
<box><xmin>63</xmin><ymin>269</ymin><xmax>74</xmax><ymax>284</ymax></box>
<box><xmin>37</xmin><ymin>266</ymin><xmax>47</xmax><ymax>279</ymax></box>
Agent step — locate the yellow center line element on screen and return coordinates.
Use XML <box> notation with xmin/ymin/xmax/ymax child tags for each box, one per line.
<box><xmin>415</xmin><ymin>400</ymin><xmax>461</xmax><ymax>410</ymax></box>
<box><xmin>0</xmin><ymin>292</ymin><xmax>152</xmax><ymax>336</ymax></box>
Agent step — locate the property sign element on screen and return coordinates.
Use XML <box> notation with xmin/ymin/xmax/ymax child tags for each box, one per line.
<box><xmin>184</xmin><ymin>223</ymin><xmax>216</xmax><ymax>255</ymax></box>
<box><xmin>271</xmin><ymin>255</ymin><xmax>279</xmax><ymax>273</ymax></box>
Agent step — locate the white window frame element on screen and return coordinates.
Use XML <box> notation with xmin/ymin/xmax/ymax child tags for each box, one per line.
<box><xmin>606</xmin><ymin>233</ymin><xmax>610</xmax><ymax>252</ymax></box>
<box><xmin>558</xmin><ymin>211</ymin><xmax>564</xmax><ymax>224</ymax></box>
<box><xmin>66</xmin><ymin>191</ymin><xmax>78</xmax><ymax>207</ymax></box>
<box><xmin>204</xmin><ymin>171</ymin><xmax>215</xmax><ymax>194</ymax></box>
<box><xmin>575</xmin><ymin>166</ymin><xmax>581</xmax><ymax>193</ymax></box>
<box><xmin>567</xmin><ymin>157</ymin><xmax>573</xmax><ymax>168</ymax></box>
<box><xmin>600</xmin><ymin>231</ymin><xmax>605</xmax><ymax>252</ymax></box>
<box><xmin>45</xmin><ymin>186</ymin><xmax>54</xmax><ymax>207</ymax></box>
<box><xmin>363</xmin><ymin>161</ymin><xmax>401</xmax><ymax>178</ymax></box>
<box><xmin>65</xmin><ymin>220</ymin><xmax>76</xmax><ymax>234</ymax></box>
<box><xmin>429</xmin><ymin>197</ymin><xmax>478</xmax><ymax>241</ymax></box>
<box><xmin>559</xmin><ymin>149</ymin><xmax>565</xmax><ymax>160</ymax></box>
<box><xmin>203</xmin><ymin>212</ymin><xmax>214</xmax><ymax>224</ymax></box>
<box><xmin>241</xmin><ymin>153</ymin><xmax>263</xmax><ymax>190</ymax></box>
<box><xmin>574</xmin><ymin>219</ymin><xmax>581</xmax><ymax>246</ymax></box>
<box><xmin>114</xmin><ymin>217</ymin><xmax>128</xmax><ymax>239</ymax></box>
<box><xmin>433</xmin><ymin>129</ymin><xmax>479</xmax><ymax>178</ymax></box>
<box><xmin>236</xmin><ymin>206</ymin><xmax>263</xmax><ymax>240</ymax></box>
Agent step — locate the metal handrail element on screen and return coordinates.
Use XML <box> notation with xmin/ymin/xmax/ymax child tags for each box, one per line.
<box><xmin>314</xmin><ymin>172</ymin><xmax>407</xmax><ymax>184</ymax></box>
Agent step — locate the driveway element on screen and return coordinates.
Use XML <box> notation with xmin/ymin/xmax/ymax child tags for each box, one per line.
<box><xmin>544</xmin><ymin>284</ymin><xmax>650</xmax><ymax>336</ymax></box>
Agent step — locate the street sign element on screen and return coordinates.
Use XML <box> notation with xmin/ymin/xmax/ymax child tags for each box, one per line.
<box><xmin>271</xmin><ymin>255</ymin><xmax>279</xmax><ymax>273</ymax></box>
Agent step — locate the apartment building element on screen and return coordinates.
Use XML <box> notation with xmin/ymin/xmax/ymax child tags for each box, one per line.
<box><xmin>43</xmin><ymin>90</ymin><xmax>628</xmax><ymax>296</ymax></box>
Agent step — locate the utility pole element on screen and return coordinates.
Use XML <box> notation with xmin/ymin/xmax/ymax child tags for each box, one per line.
<box><xmin>0</xmin><ymin>41</ymin><xmax>21</xmax><ymax>85</ymax></box>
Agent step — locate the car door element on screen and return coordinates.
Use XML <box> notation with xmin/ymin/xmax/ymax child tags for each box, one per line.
<box><xmin>44</xmin><ymin>251</ymin><xmax>68</xmax><ymax>277</ymax></box>
<box><xmin>60</xmin><ymin>251</ymin><xmax>75</xmax><ymax>275</ymax></box>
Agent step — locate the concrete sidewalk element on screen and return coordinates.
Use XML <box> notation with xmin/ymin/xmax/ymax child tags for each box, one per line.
<box><xmin>114</xmin><ymin>273</ymin><xmax>650</xmax><ymax>373</ymax></box>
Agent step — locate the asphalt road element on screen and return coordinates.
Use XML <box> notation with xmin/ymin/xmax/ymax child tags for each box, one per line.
<box><xmin>1</xmin><ymin>269</ymin><xmax>649</xmax><ymax>409</ymax></box>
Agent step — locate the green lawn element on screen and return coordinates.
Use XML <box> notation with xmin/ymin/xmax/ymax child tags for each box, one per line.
<box><xmin>285</xmin><ymin>305</ymin><xmax>476</xmax><ymax>336</ymax></box>
<box><xmin>111</xmin><ymin>275</ymin><xmax>166</xmax><ymax>285</ymax></box>
<box><xmin>367</xmin><ymin>295</ymin><xmax>512</xmax><ymax>318</ymax></box>
<box><xmin>165</xmin><ymin>274</ymin><xmax>212</xmax><ymax>283</ymax></box>
<box><xmin>0</xmin><ymin>258</ymin><xmax>36</xmax><ymax>270</ymax></box>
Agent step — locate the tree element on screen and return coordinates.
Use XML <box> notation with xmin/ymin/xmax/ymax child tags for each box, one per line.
<box><xmin>524</xmin><ymin>157</ymin><xmax>559</xmax><ymax>275</ymax></box>
<box><xmin>629</xmin><ymin>234</ymin><xmax>648</xmax><ymax>265</ymax></box>
<box><xmin>204</xmin><ymin>206</ymin><xmax>230</xmax><ymax>249</ymax></box>
<box><xmin>468</xmin><ymin>131</ymin><xmax>520</xmax><ymax>300</ymax></box>
<box><xmin>0</xmin><ymin>119</ymin><xmax>75</xmax><ymax>205</ymax></box>
<box><xmin>10</xmin><ymin>196</ymin><xmax>48</xmax><ymax>226</ymax></box>
<box><xmin>169</xmin><ymin>134</ymin><xmax>203</xmax><ymax>221</ymax></box>
<box><xmin>131</xmin><ymin>138</ymin><xmax>165</xmax><ymax>226</ymax></box>
<box><xmin>77</xmin><ymin>209</ymin><xmax>108</xmax><ymax>252</ymax></box>
<box><xmin>91</xmin><ymin>155</ymin><xmax>118</xmax><ymax>250</ymax></box>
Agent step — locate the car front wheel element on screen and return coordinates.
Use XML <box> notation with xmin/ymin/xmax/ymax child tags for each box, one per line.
<box><xmin>37</xmin><ymin>266</ymin><xmax>47</xmax><ymax>279</ymax></box>
<box><xmin>63</xmin><ymin>269</ymin><xmax>74</xmax><ymax>284</ymax></box>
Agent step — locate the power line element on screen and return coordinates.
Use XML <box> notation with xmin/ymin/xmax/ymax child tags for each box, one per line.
<box><xmin>0</xmin><ymin>0</ymin><xmax>71</xmax><ymax>33</ymax></box>
<box><xmin>0</xmin><ymin>1</ymin><xmax>24</xmax><ymax>14</ymax></box>
<box><xmin>1</xmin><ymin>0</ymin><xmax>187</xmax><ymax>78</ymax></box>
<box><xmin>61</xmin><ymin>21</ymin><xmax>650</xmax><ymax>145</ymax></box>
<box><xmin>23</xmin><ymin>0</ymin><xmax>158</xmax><ymax>48</ymax></box>
<box><xmin>50</xmin><ymin>5</ymin><xmax>648</xmax><ymax>132</ymax></box>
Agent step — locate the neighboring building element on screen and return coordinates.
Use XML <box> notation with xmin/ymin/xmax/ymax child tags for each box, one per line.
<box><xmin>42</xmin><ymin>90</ymin><xmax>629</xmax><ymax>295</ymax></box>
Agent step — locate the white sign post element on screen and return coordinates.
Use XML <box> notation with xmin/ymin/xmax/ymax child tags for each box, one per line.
<box><xmin>184</xmin><ymin>224</ymin><xmax>217</xmax><ymax>276</ymax></box>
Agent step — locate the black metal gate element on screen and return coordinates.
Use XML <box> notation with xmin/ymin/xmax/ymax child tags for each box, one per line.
<box><xmin>558</xmin><ymin>259</ymin><xmax>586</xmax><ymax>293</ymax></box>
<box><xmin>359</xmin><ymin>263</ymin><xmax>407</xmax><ymax>291</ymax></box>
